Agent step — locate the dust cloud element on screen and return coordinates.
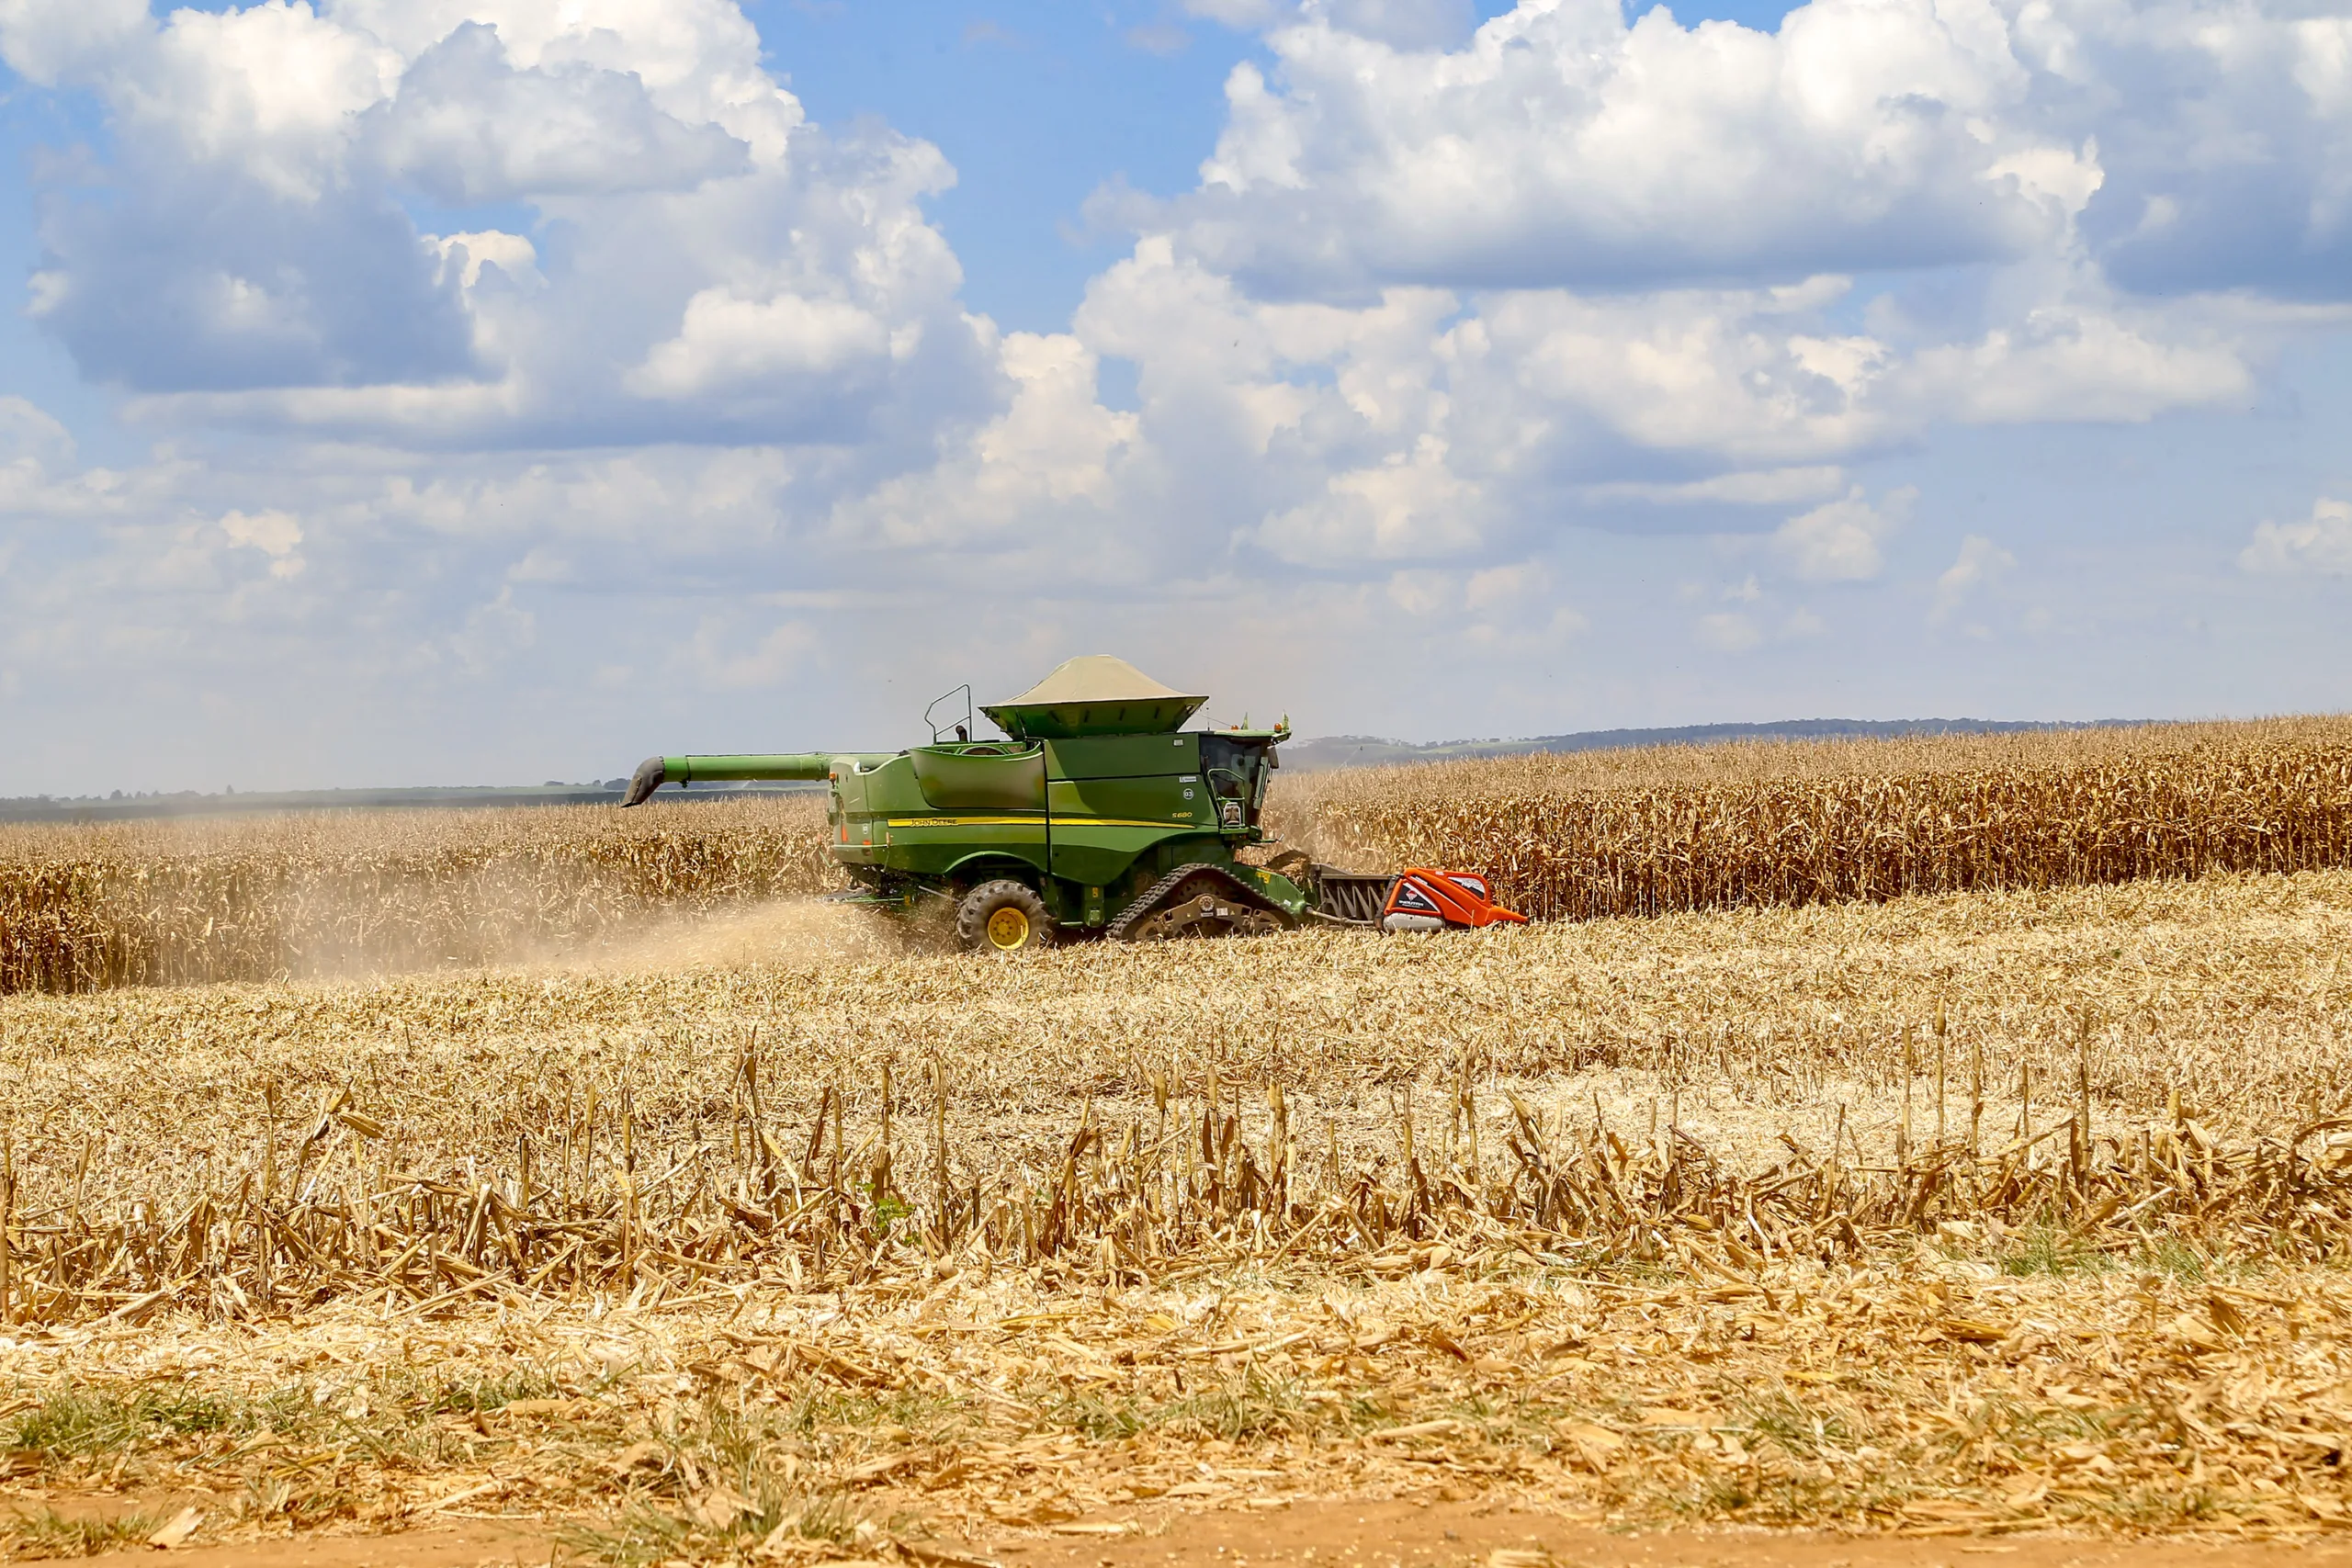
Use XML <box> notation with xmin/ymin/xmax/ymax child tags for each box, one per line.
<box><xmin>539</xmin><ymin>895</ymin><xmax>940</xmax><ymax>976</ymax></box>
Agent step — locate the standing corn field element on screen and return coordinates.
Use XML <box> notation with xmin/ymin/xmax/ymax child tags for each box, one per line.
<box><xmin>1272</xmin><ymin>717</ymin><xmax>2352</xmax><ymax>919</ymax></box>
<box><xmin>12</xmin><ymin>717</ymin><xmax>2352</xmax><ymax>993</ymax></box>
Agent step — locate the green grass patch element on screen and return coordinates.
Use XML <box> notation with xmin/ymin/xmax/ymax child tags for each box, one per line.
<box><xmin>1734</xmin><ymin>1387</ymin><xmax>1866</xmax><ymax>1461</ymax></box>
<box><xmin>560</xmin><ymin>1489</ymin><xmax>865</xmax><ymax>1568</ymax></box>
<box><xmin>559</xmin><ymin>1399</ymin><xmax>876</xmax><ymax>1568</ymax></box>
<box><xmin>2132</xmin><ymin>1235</ymin><xmax>2211</xmax><ymax>1283</ymax></box>
<box><xmin>1035</xmin><ymin>1366</ymin><xmax>1379</xmax><ymax>1445</ymax></box>
<box><xmin>1996</xmin><ymin>1225</ymin><xmax>2119</xmax><ymax>1277</ymax></box>
<box><xmin>2</xmin><ymin>1388</ymin><xmax>240</xmax><ymax>1458</ymax></box>
<box><xmin>762</xmin><ymin>1382</ymin><xmax>963</xmax><ymax>1440</ymax></box>
<box><xmin>0</xmin><ymin>1506</ymin><xmax>164</xmax><ymax>1557</ymax></box>
<box><xmin>423</xmin><ymin>1368</ymin><xmax>567</xmax><ymax>1416</ymax></box>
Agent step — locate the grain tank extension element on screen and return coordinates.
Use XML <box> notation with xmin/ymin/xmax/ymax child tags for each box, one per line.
<box><xmin>620</xmin><ymin>656</ymin><xmax>1524</xmax><ymax>952</ymax></box>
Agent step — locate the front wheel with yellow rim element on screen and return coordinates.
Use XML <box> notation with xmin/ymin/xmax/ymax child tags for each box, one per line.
<box><xmin>956</xmin><ymin>879</ymin><xmax>1055</xmax><ymax>953</ymax></box>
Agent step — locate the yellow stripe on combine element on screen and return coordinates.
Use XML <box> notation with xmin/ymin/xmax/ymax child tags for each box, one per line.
<box><xmin>883</xmin><ymin>817</ymin><xmax>1195</xmax><ymax>829</ymax></box>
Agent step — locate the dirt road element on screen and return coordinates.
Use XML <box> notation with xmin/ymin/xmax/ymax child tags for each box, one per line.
<box><xmin>32</xmin><ymin>1498</ymin><xmax>2352</xmax><ymax>1568</ymax></box>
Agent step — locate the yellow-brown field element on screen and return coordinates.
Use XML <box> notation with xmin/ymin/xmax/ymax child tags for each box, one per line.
<box><xmin>1270</xmin><ymin>716</ymin><xmax>2352</xmax><ymax>919</ymax></box>
<box><xmin>0</xmin><ymin>798</ymin><xmax>837</xmax><ymax>994</ymax></box>
<box><xmin>4</xmin><ymin>875</ymin><xmax>2352</xmax><ymax>1555</ymax></box>
<box><xmin>7</xmin><ymin>716</ymin><xmax>2352</xmax><ymax>998</ymax></box>
<box><xmin>6</xmin><ymin>726</ymin><xmax>2352</xmax><ymax>1562</ymax></box>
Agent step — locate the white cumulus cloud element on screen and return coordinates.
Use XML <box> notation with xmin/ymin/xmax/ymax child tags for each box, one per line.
<box><xmin>219</xmin><ymin>507</ymin><xmax>304</xmax><ymax>580</ymax></box>
<box><xmin>1772</xmin><ymin>486</ymin><xmax>1917</xmax><ymax>582</ymax></box>
<box><xmin>1162</xmin><ymin>0</ymin><xmax>2352</xmax><ymax>303</ymax></box>
<box><xmin>1175</xmin><ymin>0</ymin><xmax>2084</xmax><ymax>294</ymax></box>
<box><xmin>3</xmin><ymin>0</ymin><xmax>2352</xmax><ymax>788</ymax></box>
<box><xmin>1933</xmin><ymin>533</ymin><xmax>2018</xmax><ymax>623</ymax></box>
<box><xmin>363</xmin><ymin>22</ymin><xmax>751</xmax><ymax>205</ymax></box>
<box><xmin>2241</xmin><ymin>497</ymin><xmax>2352</xmax><ymax>576</ymax></box>
<box><xmin>1697</xmin><ymin>610</ymin><xmax>1764</xmax><ymax>654</ymax></box>
<box><xmin>630</xmin><ymin>290</ymin><xmax>897</xmax><ymax>398</ymax></box>
<box><xmin>0</xmin><ymin>0</ymin><xmax>993</xmax><ymax>446</ymax></box>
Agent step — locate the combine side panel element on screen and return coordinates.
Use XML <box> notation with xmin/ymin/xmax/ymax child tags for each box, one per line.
<box><xmin>1042</xmin><ymin>734</ymin><xmax>1214</xmax><ymax>890</ymax></box>
<box><xmin>909</xmin><ymin>744</ymin><xmax>1046</xmax><ymax>810</ymax></box>
<box><xmin>1046</xmin><ymin>734</ymin><xmax>1200</xmax><ymax>779</ymax></box>
<box><xmin>840</xmin><ymin>753</ymin><xmax>1046</xmax><ymax>876</ymax></box>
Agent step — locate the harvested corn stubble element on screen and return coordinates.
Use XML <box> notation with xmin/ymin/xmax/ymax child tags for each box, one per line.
<box><xmin>2</xmin><ymin>870</ymin><xmax>2351</xmax><ymax>1321</ymax></box>
<box><xmin>5</xmin><ymin>1241</ymin><xmax>2351</xmax><ymax>1550</ymax></box>
<box><xmin>5</xmin><ymin>739</ymin><xmax>2352</xmax><ymax>1555</ymax></box>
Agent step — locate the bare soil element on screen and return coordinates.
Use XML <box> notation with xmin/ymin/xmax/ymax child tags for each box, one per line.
<box><xmin>1021</xmin><ymin>1499</ymin><xmax>2352</xmax><ymax>1568</ymax></box>
<box><xmin>29</xmin><ymin>1497</ymin><xmax>2352</xmax><ymax>1568</ymax></box>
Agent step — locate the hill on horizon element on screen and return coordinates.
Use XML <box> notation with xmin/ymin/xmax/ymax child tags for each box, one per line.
<box><xmin>4</xmin><ymin>716</ymin><xmax>2155</xmax><ymax>821</ymax></box>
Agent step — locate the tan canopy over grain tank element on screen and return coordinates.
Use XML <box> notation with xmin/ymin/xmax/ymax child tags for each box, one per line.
<box><xmin>979</xmin><ymin>655</ymin><xmax>1209</xmax><ymax>740</ymax></box>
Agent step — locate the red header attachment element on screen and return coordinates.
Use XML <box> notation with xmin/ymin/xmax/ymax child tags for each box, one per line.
<box><xmin>1380</xmin><ymin>869</ymin><xmax>1529</xmax><ymax>932</ymax></box>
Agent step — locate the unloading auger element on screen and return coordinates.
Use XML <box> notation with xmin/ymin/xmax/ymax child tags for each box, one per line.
<box><xmin>620</xmin><ymin>656</ymin><xmax>1525</xmax><ymax>953</ymax></box>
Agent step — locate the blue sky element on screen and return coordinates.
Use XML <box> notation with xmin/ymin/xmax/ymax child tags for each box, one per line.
<box><xmin>0</xmin><ymin>0</ymin><xmax>2347</xmax><ymax>793</ymax></box>
<box><xmin>742</xmin><ymin>0</ymin><xmax>1799</xmax><ymax>334</ymax></box>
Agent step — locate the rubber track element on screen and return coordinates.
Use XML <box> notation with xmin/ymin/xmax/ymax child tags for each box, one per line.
<box><xmin>1105</xmin><ymin>862</ymin><xmax>1295</xmax><ymax>942</ymax></box>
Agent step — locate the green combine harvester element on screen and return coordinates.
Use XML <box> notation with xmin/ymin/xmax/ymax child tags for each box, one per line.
<box><xmin>621</xmin><ymin>656</ymin><xmax>1522</xmax><ymax>952</ymax></box>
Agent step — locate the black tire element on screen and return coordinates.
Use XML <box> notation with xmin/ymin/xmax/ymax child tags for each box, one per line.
<box><xmin>1130</xmin><ymin>874</ymin><xmax>1282</xmax><ymax>941</ymax></box>
<box><xmin>1160</xmin><ymin>874</ymin><xmax>1230</xmax><ymax>928</ymax></box>
<box><xmin>1107</xmin><ymin>862</ymin><xmax>1295</xmax><ymax>942</ymax></box>
<box><xmin>956</xmin><ymin>879</ymin><xmax>1053</xmax><ymax>953</ymax></box>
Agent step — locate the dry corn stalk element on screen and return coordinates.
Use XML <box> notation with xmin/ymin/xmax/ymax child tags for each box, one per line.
<box><xmin>1271</xmin><ymin>718</ymin><xmax>2352</xmax><ymax>919</ymax></box>
<box><xmin>0</xmin><ymin>1057</ymin><xmax>2343</xmax><ymax>1325</ymax></box>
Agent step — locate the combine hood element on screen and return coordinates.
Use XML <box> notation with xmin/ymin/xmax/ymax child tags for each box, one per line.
<box><xmin>981</xmin><ymin>655</ymin><xmax>1207</xmax><ymax>739</ymax></box>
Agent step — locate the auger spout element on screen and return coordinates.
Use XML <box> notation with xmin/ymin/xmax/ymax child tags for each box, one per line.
<box><xmin>620</xmin><ymin>752</ymin><xmax>832</xmax><ymax>807</ymax></box>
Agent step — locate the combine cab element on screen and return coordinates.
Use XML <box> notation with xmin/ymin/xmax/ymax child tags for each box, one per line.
<box><xmin>621</xmin><ymin>656</ymin><xmax>1523</xmax><ymax>952</ymax></box>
